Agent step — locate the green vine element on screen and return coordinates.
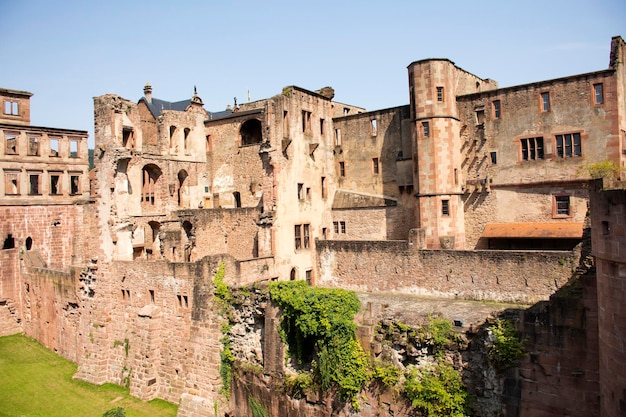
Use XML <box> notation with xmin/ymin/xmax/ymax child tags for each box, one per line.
<box><xmin>269</xmin><ymin>281</ymin><xmax>369</xmax><ymax>409</ymax></box>
<box><xmin>248</xmin><ymin>396</ymin><xmax>269</xmax><ymax>417</ymax></box>
<box><xmin>213</xmin><ymin>262</ymin><xmax>234</xmax><ymax>399</ymax></box>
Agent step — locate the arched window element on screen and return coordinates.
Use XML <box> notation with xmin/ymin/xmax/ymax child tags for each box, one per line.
<box><xmin>177</xmin><ymin>170</ymin><xmax>189</xmax><ymax>207</ymax></box>
<box><xmin>169</xmin><ymin>126</ymin><xmax>177</xmax><ymax>150</ymax></box>
<box><xmin>290</xmin><ymin>267</ymin><xmax>297</xmax><ymax>281</ymax></box>
<box><xmin>183</xmin><ymin>128</ymin><xmax>191</xmax><ymax>151</ymax></box>
<box><xmin>141</xmin><ymin>164</ymin><xmax>162</xmax><ymax>205</ymax></box>
<box><xmin>25</xmin><ymin>237</ymin><xmax>33</xmax><ymax>251</ymax></box>
<box><xmin>240</xmin><ymin>119</ymin><xmax>262</xmax><ymax>146</ymax></box>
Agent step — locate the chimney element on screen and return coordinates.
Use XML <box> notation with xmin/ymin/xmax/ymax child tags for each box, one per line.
<box><xmin>144</xmin><ymin>83</ymin><xmax>152</xmax><ymax>103</ymax></box>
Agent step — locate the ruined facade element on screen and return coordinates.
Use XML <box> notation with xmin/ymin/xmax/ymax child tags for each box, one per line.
<box><xmin>0</xmin><ymin>36</ymin><xmax>625</xmax><ymax>417</ymax></box>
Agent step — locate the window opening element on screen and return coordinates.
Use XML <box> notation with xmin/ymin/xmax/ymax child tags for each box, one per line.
<box><xmin>371</xmin><ymin>119</ymin><xmax>377</xmax><ymax>136</ymax></box>
<box><xmin>340</xmin><ymin>221</ymin><xmax>346</xmax><ymax>234</ymax></box>
<box><xmin>334</xmin><ymin>129</ymin><xmax>341</xmax><ymax>146</ymax></box>
<box><xmin>339</xmin><ymin>161</ymin><xmax>345</xmax><ymax>177</ymax></box>
<box><xmin>306</xmin><ymin>270</ymin><xmax>312</xmax><ymax>285</ymax></box>
<box><xmin>372</xmin><ymin>157</ymin><xmax>379</xmax><ymax>174</ymax></box>
<box><xmin>422</xmin><ymin>121</ymin><xmax>429</xmax><ymax>137</ymax></box>
<box><xmin>475</xmin><ymin>109</ymin><xmax>485</xmax><ymax>125</ymax></box>
<box><xmin>233</xmin><ymin>191</ymin><xmax>241</xmax><ymax>208</ymax></box>
<box><xmin>343</xmin><ymin>107</ymin><xmax>350</xmax><ymax>116</ymax></box>
<box><xmin>149</xmin><ymin>289</ymin><xmax>155</xmax><ymax>304</ymax></box>
<box><xmin>169</xmin><ymin>126</ymin><xmax>177</xmax><ymax>150</ymax></box>
<box><xmin>442</xmin><ymin>199</ymin><xmax>450</xmax><ymax>216</ymax></box>
<box><xmin>294</xmin><ymin>225</ymin><xmax>302</xmax><ymax>250</ymax></box>
<box><xmin>554</xmin><ymin>195</ymin><xmax>570</xmax><ymax>217</ymax></box>
<box><xmin>4</xmin><ymin>100</ymin><xmax>18</xmax><ymax>115</ymax></box>
<box><xmin>29</xmin><ymin>173</ymin><xmax>40</xmax><ymax>195</ymax></box>
<box><xmin>28</xmin><ymin>137</ymin><xmax>40</xmax><ymax>156</ymax></box>
<box><xmin>490</xmin><ymin>152</ymin><xmax>497</xmax><ymax>164</ymax></box>
<box><xmin>303</xmin><ymin>224</ymin><xmax>310</xmax><ymax>249</ymax></box>
<box><xmin>321</xmin><ymin>176</ymin><xmax>326</xmax><ymax>199</ymax></box>
<box><xmin>556</xmin><ymin>133</ymin><xmax>581</xmax><ymax>158</ymax></box>
<box><xmin>290</xmin><ymin>268</ymin><xmax>297</xmax><ymax>281</ymax></box>
<box><xmin>320</xmin><ymin>118</ymin><xmax>325</xmax><ymax>135</ymax></box>
<box><xmin>3</xmin><ymin>233</ymin><xmax>15</xmax><ymax>249</ymax></box>
<box><xmin>333</xmin><ymin>221</ymin><xmax>339</xmax><ymax>234</ymax></box>
<box><xmin>25</xmin><ymin>237</ymin><xmax>33</xmax><ymax>251</ymax></box>
<box><xmin>50</xmin><ymin>173</ymin><xmax>61</xmax><ymax>195</ymax></box>
<box><xmin>5</xmin><ymin>171</ymin><xmax>19</xmax><ymax>195</ymax></box>
<box><xmin>122</xmin><ymin>128</ymin><xmax>134</xmax><ymax>148</ymax></box>
<box><xmin>594</xmin><ymin>83</ymin><xmax>604</xmax><ymax>104</ymax></box>
<box><xmin>521</xmin><ymin>137</ymin><xmax>544</xmax><ymax>161</ymax></box>
<box><xmin>141</xmin><ymin>165</ymin><xmax>161</xmax><ymax>204</ymax></box>
<box><xmin>493</xmin><ymin>100</ymin><xmax>501</xmax><ymax>119</ymax></box>
<box><xmin>69</xmin><ymin>140</ymin><xmax>78</xmax><ymax>157</ymax></box>
<box><xmin>436</xmin><ymin>86</ymin><xmax>444</xmax><ymax>102</ymax></box>
<box><xmin>283</xmin><ymin>111</ymin><xmax>289</xmax><ymax>137</ymax></box>
<box><xmin>301</xmin><ymin>111</ymin><xmax>312</xmax><ymax>133</ymax></box>
<box><xmin>5</xmin><ymin>134</ymin><xmax>17</xmax><ymax>154</ymax></box>
<box><xmin>70</xmin><ymin>175</ymin><xmax>80</xmax><ymax>195</ymax></box>
<box><xmin>541</xmin><ymin>92</ymin><xmax>550</xmax><ymax>112</ymax></box>
<box><xmin>241</xmin><ymin>119</ymin><xmax>263</xmax><ymax>145</ymax></box>
<box><xmin>49</xmin><ymin>138</ymin><xmax>59</xmax><ymax>157</ymax></box>
<box><xmin>183</xmin><ymin>128</ymin><xmax>190</xmax><ymax>151</ymax></box>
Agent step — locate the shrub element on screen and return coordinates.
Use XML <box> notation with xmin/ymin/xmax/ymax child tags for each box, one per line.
<box><xmin>489</xmin><ymin>319</ymin><xmax>525</xmax><ymax>371</ymax></box>
<box><xmin>102</xmin><ymin>407</ymin><xmax>126</xmax><ymax>417</ymax></box>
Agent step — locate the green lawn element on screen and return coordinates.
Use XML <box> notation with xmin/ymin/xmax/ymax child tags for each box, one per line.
<box><xmin>0</xmin><ymin>334</ymin><xmax>178</xmax><ymax>417</ymax></box>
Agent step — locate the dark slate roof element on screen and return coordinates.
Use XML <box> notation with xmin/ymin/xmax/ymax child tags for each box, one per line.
<box><xmin>139</xmin><ymin>96</ymin><xmax>233</xmax><ymax>120</ymax></box>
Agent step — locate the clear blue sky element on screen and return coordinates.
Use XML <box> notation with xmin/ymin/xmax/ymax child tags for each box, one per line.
<box><xmin>1</xmin><ymin>0</ymin><xmax>625</xmax><ymax>148</ymax></box>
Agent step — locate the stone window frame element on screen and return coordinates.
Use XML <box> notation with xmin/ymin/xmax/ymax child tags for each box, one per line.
<box><xmin>520</xmin><ymin>137</ymin><xmax>545</xmax><ymax>161</ymax></box>
<box><xmin>49</xmin><ymin>171</ymin><xmax>63</xmax><ymax>195</ymax></box>
<box><xmin>301</xmin><ymin>110</ymin><xmax>312</xmax><ymax>134</ymax></box>
<box><xmin>593</xmin><ymin>83</ymin><xmax>604</xmax><ymax>105</ymax></box>
<box><xmin>27</xmin><ymin>170</ymin><xmax>42</xmax><ymax>195</ymax></box>
<box><xmin>69</xmin><ymin>171</ymin><xmax>82</xmax><ymax>195</ymax></box>
<box><xmin>49</xmin><ymin>137</ymin><xmax>61</xmax><ymax>157</ymax></box>
<box><xmin>555</xmin><ymin>132</ymin><xmax>582</xmax><ymax>159</ymax></box>
<box><xmin>4</xmin><ymin>131</ymin><xmax>19</xmax><ymax>155</ymax></box>
<box><xmin>553</xmin><ymin>195</ymin><xmax>572</xmax><ymax>218</ymax></box>
<box><xmin>69</xmin><ymin>138</ymin><xmax>79</xmax><ymax>158</ymax></box>
<box><xmin>339</xmin><ymin>161</ymin><xmax>345</xmax><ymax>177</ymax></box>
<box><xmin>27</xmin><ymin>136</ymin><xmax>40</xmax><ymax>156</ymax></box>
<box><xmin>370</xmin><ymin>119</ymin><xmax>378</xmax><ymax>136</ymax></box>
<box><xmin>540</xmin><ymin>92</ymin><xmax>551</xmax><ymax>112</ymax></box>
<box><xmin>436</xmin><ymin>86</ymin><xmax>444</xmax><ymax>102</ymax></box>
<box><xmin>294</xmin><ymin>223</ymin><xmax>310</xmax><ymax>250</ymax></box>
<box><xmin>372</xmin><ymin>157</ymin><xmax>380</xmax><ymax>175</ymax></box>
<box><xmin>3</xmin><ymin>100</ymin><xmax>19</xmax><ymax>116</ymax></box>
<box><xmin>441</xmin><ymin>199</ymin><xmax>450</xmax><ymax>216</ymax></box>
<box><xmin>4</xmin><ymin>169</ymin><xmax>21</xmax><ymax>195</ymax></box>
<box><xmin>422</xmin><ymin>121</ymin><xmax>430</xmax><ymax>137</ymax></box>
<box><xmin>492</xmin><ymin>100</ymin><xmax>501</xmax><ymax>119</ymax></box>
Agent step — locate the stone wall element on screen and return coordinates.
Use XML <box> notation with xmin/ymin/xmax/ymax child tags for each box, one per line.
<box><xmin>316</xmin><ymin>240</ymin><xmax>579</xmax><ymax>304</ymax></box>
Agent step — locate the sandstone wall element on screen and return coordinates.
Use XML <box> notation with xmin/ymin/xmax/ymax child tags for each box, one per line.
<box><xmin>316</xmin><ymin>240</ymin><xmax>578</xmax><ymax>304</ymax></box>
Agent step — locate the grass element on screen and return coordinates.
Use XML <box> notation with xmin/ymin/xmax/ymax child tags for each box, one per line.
<box><xmin>0</xmin><ymin>334</ymin><xmax>178</xmax><ymax>417</ymax></box>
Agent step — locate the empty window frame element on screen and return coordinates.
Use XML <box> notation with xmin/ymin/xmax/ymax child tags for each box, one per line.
<box><xmin>321</xmin><ymin>176</ymin><xmax>327</xmax><ymax>199</ymax></box>
<box><xmin>593</xmin><ymin>83</ymin><xmax>604</xmax><ymax>105</ymax></box>
<box><xmin>27</xmin><ymin>137</ymin><xmax>40</xmax><ymax>156</ymax></box>
<box><xmin>555</xmin><ymin>133</ymin><xmax>581</xmax><ymax>158</ymax></box>
<box><xmin>4</xmin><ymin>171</ymin><xmax>20</xmax><ymax>195</ymax></box>
<box><xmin>436</xmin><ymin>86</ymin><xmax>444</xmax><ymax>102</ymax></box>
<box><xmin>490</xmin><ymin>151</ymin><xmax>497</xmax><ymax>165</ymax></box>
<box><xmin>371</xmin><ymin>119</ymin><xmax>377</xmax><ymax>136</ymax></box>
<box><xmin>422</xmin><ymin>121</ymin><xmax>430</xmax><ymax>137</ymax></box>
<box><xmin>554</xmin><ymin>195</ymin><xmax>571</xmax><ymax>217</ymax></box>
<box><xmin>475</xmin><ymin>109</ymin><xmax>485</xmax><ymax>125</ymax></box>
<box><xmin>492</xmin><ymin>100</ymin><xmax>501</xmax><ymax>119</ymax></box>
<box><xmin>3</xmin><ymin>100</ymin><xmax>18</xmax><ymax>115</ymax></box>
<box><xmin>339</xmin><ymin>161</ymin><xmax>345</xmax><ymax>177</ymax></box>
<box><xmin>183</xmin><ymin>128</ymin><xmax>190</xmax><ymax>151</ymax></box>
<box><xmin>297</xmin><ymin>183</ymin><xmax>304</xmax><ymax>200</ymax></box>
<box><xmin>28</xmin><ymin>172</ymin><xmax>41</xmax><ymax>195</ymax></box>
<box><xmin>69</xmin><ymin>139</ymin><xmax>79</xmax><ymax>158</ymax></box>
<box><xmin>334</xmin><ymin>129</ymin><xmax>342</xmax><ymax>146</ymax></box>
<box><xmin>520</xmin><ymin>137</ymin><xmax>545</xmax><ymax>161</ymax></box>
<box><xmin>343</xmin><ymin>107</ymin><xmax>350</xmax><ymax>116</ymax></box>
<box><xmin>283</xmin><ymin>111</ymin><xmax>290</xmax><ymax>137</ymax></box>
<box><xmin>5</xmin><ymin>133</ymin><xmax>18</xmax><ymax>154</ymax></box>
<box><xmin>141</xmin><ymin>165</ymin><xmax>161</xmax><ymax>204</ymax></box>
<box><xmin>372</xmin><ymin>157</ymin><xmax>380</xmax><ymax>174</ymax></box>
<box><xmin>49</xmin><ymin>172</ymin><xmax>61</xmax><ymax>195</ymax></box>
<box><xmin>320</xmin><ymin>118</ymin><xmax>325</xmax><ymax>135</ymax></box>
<box><xmin>70</xmin><ymin>174</ymin><xmax>80</xmax><ymax>195</ymax></box>
<box><xmin>301</xmin><ymin>110</ymin><xmax>312</xmax><ymax>133</ymax></box>
<box><xmin>49</xmin><ymin>137</ymin><xmax>60</xmax><ymax>157</ymax></box>
<box><xmin>540</xmin><ymin>92</ymin><xmax>551</xmax><ymax>112</ymax></box>
<box><xmin>441</xmin><ymin>199</ymin><xmax>450</xmax><ymax>216</ymax></box>
<box><xmin>122</xmin><ymin>128</ymin><xmax>134</xmax><ymax>148</ymax></box>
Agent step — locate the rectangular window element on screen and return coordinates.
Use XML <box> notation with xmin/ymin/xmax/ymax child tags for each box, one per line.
<box><xmin>70</xmin><ymin>174</ymin><xmax>80</xmax><ymax>195</ymax></box>
<box><xmin>5</xmin><ymin>134</ymin><xmax>18</xmax><ymax>154</ymax></box>
<box><xmin>321</xmin><ymin>176</ymin><xmax>326</xmax><ymax>199</ymax></box>
<box><xmin>206</xmin><ymin>135</ymin><xmax>212</xmax><ymax>152</ymax></box>
<box><xmin>50</xmin><ymin>173</ymin><xmax>61</xmax><ymax>195</ymax></box>
<box><xmin>333</xmin><ymin>221</ymin><xmax>339</xmax><ymax>234</ymax></box>
<box><xmin>422</xmin><ymin>121</ymin><xmax>429</xmax><ymax>137</ymax></box>
<box><xmin>340</xmin><ymin>221</ymin><xmax>346</xmax><ymax>234</ymax></box>
<box><xmin>371</xmin><ymin>119</ymin><xmax>377</xmax><ymax>136</ymax></box>
<box><xmin>297</xmin><ymin>183</ymin><xmax>304</xmax><ymax>200</ymax></box>
<box><xmin>541</xmin><ymin>92</ymin><xmax>550</xmax><ymax>112</ymax></box>
<box><xmin>372</xmin><ymin>157</ymin><xmax>379</xmax><ymax>174</ymax></box>
<box><xmin>490</xmin><ymin>151</ymin><xmax>497</xmax><ymax>164</ymax></box>
<box><xmin>28</xmin><ymin>137</ymin><xmax>40</xmax><ymax>156</ymax></box>
<box><xmin>305</xmin><ymin>270</ymin><xmax>312</xmax><ymax>285</ymax></box>
<box><xmin>334</xmin><ymin>129</ymin><xmax>341</xmax><ymax>146</ymax></box>
<box><xmin>320</xmin><ymin>118</ymin><xmax>325</xmax><ymax>135</ymax></box>
<box><xmin>301</xmin><ymin>110</ymin><xmax>312</xmax><ymax>133</ymax></box>
<box><xmin>322</xmin><ymin>227</ymin><xmax>327</xmax><ymax>239</ymax></box>
<box><xmin>475</xmin><ymin>109</ymin><xmax>485</xmax><ymax>125</ymax></box>
<box><xmin>4</xmin><ymin>171</ymin><xmax>20</xmax><ymax>195</ymax></box>
<box><xmin>593</xmin><ymin>83</ymin><xmax>604</xmax><ymax>104</ymax></box>
<box><xmin>3</xmin><ymin>100</ymin><xmax>18</xmax><ymax>115</ymax></box>
<box><xmin>520</xmin><ymin>137</ymin><xmax>544</xmax><ymax>161</ymax></box>
<box><xmin>556</xmin><ymin>133</ymin><xmax>581</xmax><ymax>158</ymax></box>
<box><xmin>149</xmin><ymin>290</ymin><xmax>155</xmax><ymax>304</ymax></box>
<box><xmin>28</xmin><ymin>172</ymin><xmax>41</xmax><ymax>195</ymax></box>
<box><xmin>303</xmin><ymin>224</ymin><xmax>310</xmax><ymax>249</ymax></box>
<box><xmin>436</xmin><ymin>86</ymin><xmax>444</xmax><ymax>102</ymax></box>
<box><xmin>554</xmin><ymin>195</ymin><xmax>570</xmax><ymax>217</ymax></box>
<box><xmin>493</xmin><ymin>100</ymin><xmax>501</xmax><ymax>119</ymax></box>
<box><xmin>295</xmin><ymin>225</ymin><xmax>301</xmax><ymax>249</ymax></box>
<box><xmin>339</xmin><ymin>161</ymin><xmax>345</xmax><ymax>177</ymax></box>
<box><xmin>442</xmin><ymin>199</ymin><xmax>450</xmax><ymax>216</ymax></box>
<box><xmin>122</xmin><ymin>128</ymin><xmax>134</xmax><ymax>148</ymax></box>
<box><xmin>69</xmin><ymin>139</ymin><xmax>79</xmax><ymax>158</ymax></box>
<box><xmin>50</xmin><ymin>138</ymin><xmax>60</xmax><ymax>157</ymax></box>
<box><xmin>283</xmin><ymin>111</ymin><xmax>289</xmax><ymax>138</ymax></box>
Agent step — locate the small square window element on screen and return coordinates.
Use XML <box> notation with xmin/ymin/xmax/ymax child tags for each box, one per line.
<box><xmin>554</xmin><ymin>195</ymin><xmax>570</xmax><ymax>217</ymax></box>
